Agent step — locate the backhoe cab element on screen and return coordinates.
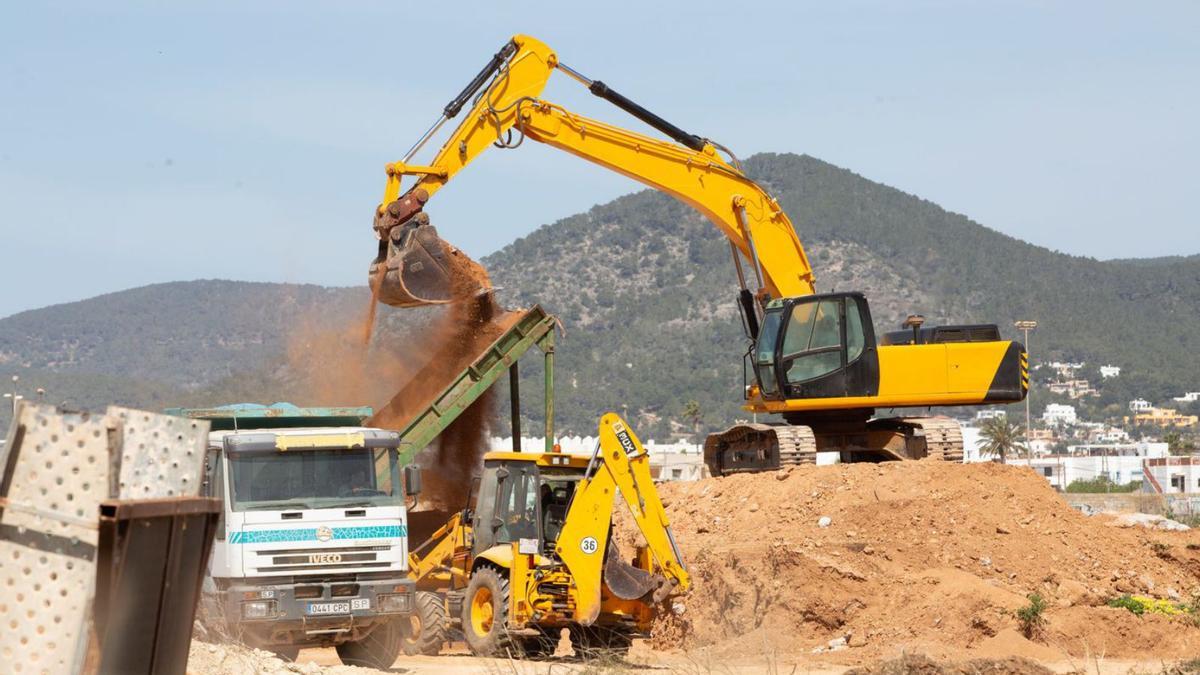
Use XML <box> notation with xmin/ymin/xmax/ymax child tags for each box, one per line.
<box><xmin>402</xmin><ymin>413</ymin><xmax>689</xmax><ymax>659</ymax></box>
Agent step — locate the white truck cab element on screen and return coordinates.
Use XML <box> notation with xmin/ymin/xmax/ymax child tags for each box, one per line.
<box><xmin>170</xmin><ymin>404</ymin><xmax>420</xmax><ymax>667</ymax></box>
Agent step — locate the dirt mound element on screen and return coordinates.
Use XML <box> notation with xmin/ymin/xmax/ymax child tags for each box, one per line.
<box><xmin>654</xmin><ymin>460</ymin><xmax>1200</xmax><ymax>663</ymax></box>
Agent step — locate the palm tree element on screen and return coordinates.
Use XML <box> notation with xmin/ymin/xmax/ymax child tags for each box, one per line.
<box><xmin>681</xmin><ymin>400</ymin><xmax>703</xmax><ymax>440</ymax></box>
<box><xmin>979</xmin><ymin>417</ymin><xmax>1028</xmax><ymax>462</ymax></box>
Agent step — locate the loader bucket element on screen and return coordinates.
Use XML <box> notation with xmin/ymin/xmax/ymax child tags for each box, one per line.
<box><xmin>370</xmin><ymin>216</ymin><xmax>490</xmax><ymax>308</ymax></box>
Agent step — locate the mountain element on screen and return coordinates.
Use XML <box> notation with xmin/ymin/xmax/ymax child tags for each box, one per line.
<box><xmin>3</xmin><ymin>154</ymin><xmax>1199</xmax><ymax>437</ymax></box>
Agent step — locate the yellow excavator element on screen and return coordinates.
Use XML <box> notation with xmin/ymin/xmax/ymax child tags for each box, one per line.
<box><xmin>399</xmin><ymin>413</ymin><xmax>688</xmax><ymax>657</ymax></box>
<box><xmin>369</xmin><ymin>34</ymin><xmax>1028</xmax><ymax>474</ymax></box>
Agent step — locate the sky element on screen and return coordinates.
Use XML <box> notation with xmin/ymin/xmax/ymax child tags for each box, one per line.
<box><xmin>1</xmin><ymin>1</ymin><xmax>1197</xmax><ymax>318</ymax></box>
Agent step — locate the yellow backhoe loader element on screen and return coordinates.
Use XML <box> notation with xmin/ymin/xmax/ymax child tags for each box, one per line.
<box><xmin>398</xmin><ymin>413</ymin><xmax>688</xmax><ymax>658</ymax></box>
<box><xmin>369</xmin><ymin>35</ymin><xmax>1028</xmax><ymax>475</ymax></box>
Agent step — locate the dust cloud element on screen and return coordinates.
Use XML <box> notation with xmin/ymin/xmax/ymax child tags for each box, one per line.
<box><xmin>285</xmin><ymin>248</ymin><xmax>513</xmax><ymax>515</ymax></box>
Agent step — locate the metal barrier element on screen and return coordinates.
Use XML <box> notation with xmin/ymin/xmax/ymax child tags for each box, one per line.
<box><xmin>93</xmin><ymin>498</ymin><xmax>220</xmax><ymax>675</ymax></box>
<box><xmin>0</xmin><ymin>403</ymin><xmax>214</xmax><ymax>675</ymax></box>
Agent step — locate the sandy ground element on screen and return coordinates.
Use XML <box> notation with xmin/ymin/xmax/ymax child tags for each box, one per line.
<box><xmin>187</xmin><ymin>640</ymin><xmax>1188</xmax><ymax>675</ymax></box>
<box><xmin>188</xmin><ymin>461</ymin><xmax>1200</xmax><ymax>674</ymax></box>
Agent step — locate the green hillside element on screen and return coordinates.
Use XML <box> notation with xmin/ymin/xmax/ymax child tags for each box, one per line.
<box><xmin>3</xmin><ymin>154</ymin><xmax>1198</xmax><ymax>438</ymax></box>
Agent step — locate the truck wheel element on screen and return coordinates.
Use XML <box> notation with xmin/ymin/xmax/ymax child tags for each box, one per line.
<box><xmin>268</xmin><ymin>645</ymin><xmax>300</xmax><ymax>662</ymax></box>
<box><xmin>401</xmin><ymin>591</ymin><xmax>448</xmax><ymax>656</ymax></box>
<box><xmin>461</xmin><ymin>566</ymin><xmax>516</xmax><ymax>657</ymax></box>
<box><xmin>335</xmin><ymin>619</ymin><xmax>403</xmax><ymax>669</ymax></box>
<box><xmin>571</xmin><ymin>625</ymin><xmax>633</xmax><ymax>658</ymax></box>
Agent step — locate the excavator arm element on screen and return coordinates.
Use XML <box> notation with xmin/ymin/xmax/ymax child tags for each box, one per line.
<box><xmin>554</xmin><ymin>412</ymin><xmax>690</xmax><ymax>624</ymax></box>
<box><xmin>371</xmin><ymin>34</ymin><xmax>815</xmax><ymax>311</ymax></box>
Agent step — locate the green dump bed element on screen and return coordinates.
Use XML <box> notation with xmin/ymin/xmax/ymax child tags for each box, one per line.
<box><xmin>372</xmin><ymin>304</ymin><xmax>557</xmax><ymax>464</ymax></box>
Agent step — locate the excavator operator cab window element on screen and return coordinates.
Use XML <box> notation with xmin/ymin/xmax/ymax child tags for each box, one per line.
<box><xmin>781</xmin><ymin>299</ymin><xmax>843</xmax><ymax>383</ymax></box>
<box><xmin>754</xmin><ymin>309</ymin><xmax>784</xmax><ymax>397</ymax></box>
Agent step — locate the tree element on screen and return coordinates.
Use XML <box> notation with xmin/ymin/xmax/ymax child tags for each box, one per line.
<box><xmin>979</xmin><ymin>417</ymin><xmax>1028</xmax><ymax>462</ymax></box>
<box><xmin>1163</xmin><ymin>430</ymin><xmax>1197</xmax><ymax>456</ymax></box>
<box><xmin>681</xmin><ymin>400</ymin><xmax>703</xmax><ymax>440</ymax></box>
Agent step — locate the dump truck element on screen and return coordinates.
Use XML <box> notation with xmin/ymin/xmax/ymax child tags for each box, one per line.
<box><xmin>401</xmin><ymin>412</ymin><xmax>689</xmax><ymax>658</ymax></box>
<box><xmin>170</xmin><ymin>403</ymin><xmax>422</xmax><ymax>668</ymax></box>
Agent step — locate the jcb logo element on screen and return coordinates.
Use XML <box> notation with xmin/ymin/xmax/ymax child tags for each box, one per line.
<box><xmin>614</xmin><ymin>427</ymin><xmax>637</xmax><ymax>456</ymax></box>
<box><xmin>309</xmin><ymin>553</ymin><xmax>343</xmax><ymax>564</ymax></box>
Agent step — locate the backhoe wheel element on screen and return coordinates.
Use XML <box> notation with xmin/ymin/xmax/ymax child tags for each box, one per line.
<box><xmin>400</xmin><ymin>591</ymin><xmax>448</xmax><ymax>656</ymax></box>
<box><xmin>571</xmin><ymin>625</ymin><xmax>634</xmax><ymax>659</ymax></box>
<box><xmin>461</xmin><ymin>566</ymin><xmax>516</xmax><ymax>657</ymax></box>
<box><xmin>335</xmin><ymin>619</ymin><xmax>403</xmax><ymax>669</ymax></box>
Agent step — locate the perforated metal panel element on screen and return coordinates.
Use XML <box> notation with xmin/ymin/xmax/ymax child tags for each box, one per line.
<box><xmin>0</xmin><ymin>404</ymin><xmax>211</xmax><ymax>674</ymax></box>
<box><xmin>108</xmin><ymin>406</ymin><xmax>208</xmax><ymax>499</ymax></box>
<box><xmin>0</xmin><ymin>402</ymin><xmax>117</xmax><ymax>675</ymax></box>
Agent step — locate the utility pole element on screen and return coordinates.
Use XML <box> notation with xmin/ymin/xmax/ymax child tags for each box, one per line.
<box><xmin>1014</xmin><ymin>320</ymin><xmax>1038</xmax><ymax>457</ymax></box>
<box><xmin>3</xmin><ymin>375</ymin><xmax>25</xmax><ymax>421</ymax></box>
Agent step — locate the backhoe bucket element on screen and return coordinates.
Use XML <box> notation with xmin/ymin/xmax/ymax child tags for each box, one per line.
<box><xmin>370</xmin><ymin>216</ymin><xmax>490</xmax><ymax>308</ymax></box>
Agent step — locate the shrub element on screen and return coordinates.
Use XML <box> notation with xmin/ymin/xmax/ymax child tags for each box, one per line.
<box><xmin>1015</xmin><ymin>593</ymin><xmax>1047</xmax><ymax>638</ymax></box>
<box><xmin>1107</xmin><ymin>594</ymin><xmax>1189</xmax><ymax>616</ymax></box>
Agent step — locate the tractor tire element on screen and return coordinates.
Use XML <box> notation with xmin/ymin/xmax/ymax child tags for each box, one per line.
<box><xmin>335</xmin><ymin>619</ymin><xmax>403</xmax><ymax>669</ymax></box>
<box><xmin>570</xmin><ymin>625</ymin><xmax>634</xmax><ymax>658</ymax></box>
<box><xmin>400</xmin><ymin>591</ymin><xmax>448</xmax><ymax>656</ymax></box>
<box><xmin>461</xmin><ymin>566</ymin><xmax>517</xmax><ymax>657</ymax></box>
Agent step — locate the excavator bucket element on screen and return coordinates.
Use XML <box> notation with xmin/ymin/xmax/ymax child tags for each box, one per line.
<box><xmin>370</xmin><ymin>214</ymin><xmax>490</xmax><ymax>308</ymax></box>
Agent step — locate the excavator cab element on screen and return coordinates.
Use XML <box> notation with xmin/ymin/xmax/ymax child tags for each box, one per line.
<box><xmin>753</xmin><ymin>292</ymin><xmax>881</xmax><ymax>402</ymax></box>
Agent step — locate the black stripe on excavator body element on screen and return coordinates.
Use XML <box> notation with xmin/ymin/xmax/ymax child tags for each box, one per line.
<box><xmin>984</xmin><ymin>342</ymin><xmax>1027</xmax><ymax>403</ymax></box>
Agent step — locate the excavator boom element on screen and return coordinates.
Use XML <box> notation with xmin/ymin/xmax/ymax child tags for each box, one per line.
<box><xmin>371</xmin><ymin>34</ymin><xmax>814</xmax><ymax>309</ymax></box>
<box><xmin>555</xmin><ymin>412</ymin><xmax>689</xmax><ymax>623</ymax></box>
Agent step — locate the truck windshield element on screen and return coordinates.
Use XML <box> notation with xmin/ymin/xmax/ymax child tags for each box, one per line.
<box><xmin>228</xmin><ymin>448</ymin><xmax>402</xmax><ymax>512</ymax></box>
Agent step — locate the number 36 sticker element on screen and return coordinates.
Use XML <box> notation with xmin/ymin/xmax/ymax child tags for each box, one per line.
<box><xmin>580</xmin><ymin>536</ymin><xmax>598</xmax><ymax>554</ymax></box>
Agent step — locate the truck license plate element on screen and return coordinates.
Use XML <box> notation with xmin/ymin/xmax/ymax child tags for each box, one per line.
<box><xmin>306</xmin><ymin>599</ymin><xmax>369</xmax><ymax>615</ymax></box>
<box><xmin>307</xmin><ymin>602</ymin><xmax>350</xmax><ymax>615</ymax></box>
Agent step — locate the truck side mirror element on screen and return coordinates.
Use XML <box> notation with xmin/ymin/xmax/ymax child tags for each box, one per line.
<box><xmin>403</xmin><ymin>465</ymin><xmax>422</xmax><ymax>497</ymax></box>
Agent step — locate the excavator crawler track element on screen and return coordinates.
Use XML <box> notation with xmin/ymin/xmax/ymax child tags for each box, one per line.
<box><xmin>703</xmin><ymin>423</ymin><xmax>817</xmax><ymax>477</ymax></box>
<box><xmin>897</xmin><ymin>416</ymin><xmax>965</xmax><ymax>463</ymax></box>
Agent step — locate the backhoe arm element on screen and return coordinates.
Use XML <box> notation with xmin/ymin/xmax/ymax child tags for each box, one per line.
<box><xmin>555</xmin><ymin>412</ymin><xmax>690</xmax><ymax>624</ymax></box>
<box><xmin>373</xmin><ymin>34</ymin><xmax>816</xmax><ymax>309</ymax></box>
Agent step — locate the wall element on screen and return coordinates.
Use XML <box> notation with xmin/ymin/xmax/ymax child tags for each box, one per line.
<box><xmin>1064</xmin><ymin>492</ymin><xmax>1200</xmax><ymax>518</ymax></box>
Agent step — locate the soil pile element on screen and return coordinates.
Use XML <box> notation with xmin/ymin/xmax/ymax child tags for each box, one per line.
<box><xmin>654</xmin><ymin>460</ymin><xmax>1200</xmax><ymax>663</ymax></box>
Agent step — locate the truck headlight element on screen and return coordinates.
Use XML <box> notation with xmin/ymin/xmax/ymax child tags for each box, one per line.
<box><xmin>242</xmin><ymin>600</ymin><xmax>275</xmax><ymax>619</ymax></box>
<box><xmin>378</xmin><ymin>593</ymin><xmax>411</xmax><ymax>613</ymax></box>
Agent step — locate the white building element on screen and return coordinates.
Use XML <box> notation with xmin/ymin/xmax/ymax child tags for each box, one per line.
<box><xmin>975</xmin><ymin>409</ymin><xmax>1006</xmax><ymax>421</ymax></box>
<box><xmin>1042</xmin><ymin>403</ymin><xmax>1077</xmax><ymax>426</ymax></box>
<box><xmin>1008</xmin><ymin>442</ymin><xmax>1169</xmax><ymax>491</ymax></box>
<box><xmin>1129</xmin><ymin>398</ymin><xmax>1153</xmax><ymax>413</ymax></box>
<box><xmin>1143</xmin><ymin>457</ymin><xmax>1200</xmax><ymax>494</ymax></box>
<box><xmin>1100</xmin><ymin>365</ymin><xmax>1121</xmax><ymax>379</ymax></box>
<box><xmin>489</xmin><ymin>435</ymin><xmax>707</xmax><ymax>481</ymax></box>
<box><xmin>1174</xmin><ymin>392</ymin><xmax>1200</xmax><ymax>403</ymax></box>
